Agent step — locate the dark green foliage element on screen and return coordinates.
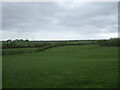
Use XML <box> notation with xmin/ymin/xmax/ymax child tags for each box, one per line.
<box><xmin>2</xmin><ymin>38</ymin><xmax>119</xmax><ymax>55</ymax></box>
<box><xmin>2</xmin><ymin>40</ymin><xmax>92</xmax><ymax>49</ymax></box>
<box><xmin>97</xmin><ymin>38</ymin><xmax>120</xmax><ymax>46</ymax></box>
<box><xmin>6</xmin><ymin>39</ymin><xmax>12</xmax><ymax>42</ymax></box>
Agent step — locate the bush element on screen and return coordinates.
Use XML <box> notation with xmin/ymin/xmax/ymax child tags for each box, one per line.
<box><xmin>97</xmin><ymin>38</ymin><xmax>120</xmax><ymax>46</ymax></box>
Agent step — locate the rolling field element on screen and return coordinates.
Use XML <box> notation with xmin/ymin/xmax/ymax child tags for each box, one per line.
<box><xmin>3</xmin><ymin>45</ymin><xmax>118</xmax><ymax>88</ymax></box>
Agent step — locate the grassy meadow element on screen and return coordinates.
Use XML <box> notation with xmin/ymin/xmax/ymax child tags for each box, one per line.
<box><xmin>2</xmin><ymin>2</ymin><xmax>119</xmax><ymax>88</ymax></box>
<box><xmin>2</xmin><ymin>45</ymin><xmax>118</xmax><ymax>88</ymax></box>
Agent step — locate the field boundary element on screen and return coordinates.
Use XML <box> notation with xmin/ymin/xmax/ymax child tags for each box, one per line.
<box><xmin>2</xmin><ymin>44</ymin><xmax>89</xmax><ymax>55</ymax></box>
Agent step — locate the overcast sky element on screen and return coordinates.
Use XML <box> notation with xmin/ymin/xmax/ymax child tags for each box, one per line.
<box><xmin>2</xmin><ymin>2</ymin><xmax>118</xmax><ymax>40</ymax></box>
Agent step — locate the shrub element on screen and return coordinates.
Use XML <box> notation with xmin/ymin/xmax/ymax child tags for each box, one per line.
<box><xmin>97</xmin><ymin>38</ymin><xmax>120</xmax><ymax>46</ymax></box>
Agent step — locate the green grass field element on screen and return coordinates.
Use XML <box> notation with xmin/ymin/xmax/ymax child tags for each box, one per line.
<box><xmin>3</xmin><ymin>45</ymin><xmax>118</xmax><ymax>88</ymax></box>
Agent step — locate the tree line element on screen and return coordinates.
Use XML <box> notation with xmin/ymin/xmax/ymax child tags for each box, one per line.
<box><xmin>2</xmin><ymin>38</ymin><xmax>120</xmax><ymax>49</ymax></box>
<box><xmin>2</xmin><ymin>39</ymin><xmax>91</xmax><ymax>49</ymax></box>
<box><xmin>2</xmin><ymin>38</ymin><xmax>119</xmax><ymax>55</ymax></box>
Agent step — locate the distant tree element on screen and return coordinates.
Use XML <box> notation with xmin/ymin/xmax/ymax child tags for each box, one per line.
<box><xmin>13</xmin><ymin>39</ymin><xmax>19</xmax><ymax>42</ymax></box>
<box><xmin>19</xmin><ymin>39</ymin><xmax>24</xmax><ymax>42</ymax></box>
<box><xmin>97</xmin><ymin>38</ymin><xmax>120</xmax><ymax>46</ymax></box>
<box><xmin>25</xmin><ymin>39</ymin><xmax>29</xmax><ymax>42</ymax></box>
<box><xmin>7</xmin><ymin>39</ymin><xmax>12</xmax><ymax>42</ymax></box>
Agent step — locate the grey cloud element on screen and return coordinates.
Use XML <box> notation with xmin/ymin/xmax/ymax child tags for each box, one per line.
<box><xmin>2</xmin><ymin>2</ymin><xmax>118</xmax><ymax>40</ymax></box>
<box><xmin>55</xmin><ymin>3</ymin><xmax>117</xmax><ymax>27</ymax></box>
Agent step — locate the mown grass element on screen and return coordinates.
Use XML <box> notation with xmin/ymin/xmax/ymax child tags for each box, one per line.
<box><xmin>3</xmin><ymin>45</ymin><xmax>118</xmax><ymax>88</ymax></box>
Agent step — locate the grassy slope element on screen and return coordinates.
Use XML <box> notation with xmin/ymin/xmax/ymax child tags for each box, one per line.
<box><xmin>3</xmin><ymin>45</ymin><xmax>118</xmax><ymax>88</ymax></box>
